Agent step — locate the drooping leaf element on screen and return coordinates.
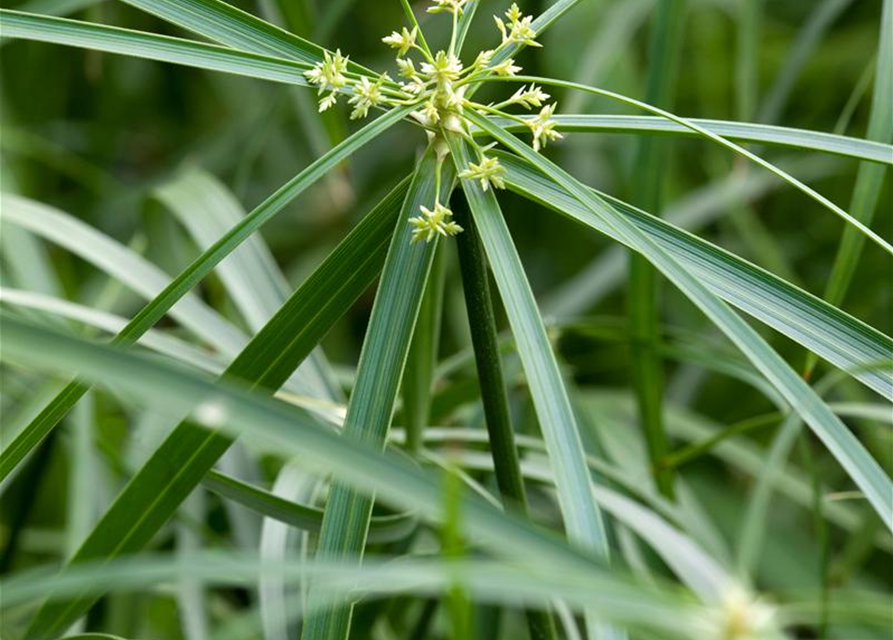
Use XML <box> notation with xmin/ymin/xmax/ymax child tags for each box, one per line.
<box><xmin>472</xmin><ymin>111</ymin><xmax>893</xmax><ymax>533</ymax></box>
<box><xmin>18</xmin><ymin>175</ymin><xmax>410</xmax><ymax>640</ymax></box>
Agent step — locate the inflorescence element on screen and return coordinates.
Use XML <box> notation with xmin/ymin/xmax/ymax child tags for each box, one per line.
<box><xmin>304</xmin><ymin>2</ymin><xmax>563</xmax><ymax>242</ymax></box>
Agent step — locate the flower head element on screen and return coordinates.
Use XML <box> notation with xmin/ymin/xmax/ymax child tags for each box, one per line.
<box><xmin>494</xmin><ymin>4</ymin><xmax>540</xmax><ymax>47</ymax></box>
<box><xmin>304</xmin><ymin>48</ymin><xmax>350</xmax><ymax>93</ymax></box>
<box><xmin>490</xmin><ymin>58</ymin><xmax>522</xmax><ymax>77</ymax></box>
<box><xmin>396</xmin><ymin>57</ymin><xmax>418</xmax><ymax>79</ymax></box>
<box><xmin>409</xmin><ymin>202</ymin><xmax>464</xmax><ymax>242</ymax></box>
<box><xmin>526</xmin><ymin>102</ymin><xmax>563</xmax><ymax>152</ymax></box>
<box><xmin>304</xmin><ymin>49</ymin><xmax>350</xmax><ymax>111</ymax></box>
<box><xmin>348</xmin><ymin>74</ymin><xmax>389</xmax><ymax>120</ymax></box>
<box><xmin>428</xmin><ymin>0</ymin><xmax>473</xmax><ymax>16</ymax></box>
<box><xmin>508</xmin><ymin>84</ymin><xmax>550</xmax><ymax>109</ymax></box>
<box><xmin>698</xmin><ymin>588</ymin><xmax>778</xmax><ymax>640</ymax></box>
<box><xmin>382</xmin><ymin>26</ymin><xmax>418</xmax><ymax>57</ymax></box>
<box><xmin>459</xmin><ymin>155</ymin><xmax>506</xmax><ymax>191</ymax></box>
<box><xmin>421</xmin><ymin>50</ymin><xmax>464</xmax><ymax>84</ymax></box>
<box><xmin>472</xmin><ymin>50</ymin><xmax>496</xmax><ymax>70</ymax></box>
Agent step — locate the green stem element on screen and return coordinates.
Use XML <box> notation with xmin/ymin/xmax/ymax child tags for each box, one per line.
<box><xmin>659</xmin><ymin>411</ymin><xmax>782</xmax><ymax>470</ymax></box>
<box><xmin>399</xmin><ymin>0</ymin><xmax>434</xmax><ymax>58</ymax></box>
<box><xmin>449</xmin><ymin>8</ymin><xmax>458</xmax><ymax>56</ymax></box>
<box><xmin>628</xmin><ymin>0</ymin><xmax>686</xmax><ymax>500</ymax></box>
<box><xmin>804</xmin><ymin>0</ymin><xmax>892</xmax><ymax>379</ymax></box>
<box><xmin>452</xmin><ymin>194</ymin><xmax>560</xmax><ymax>640</ymax></box>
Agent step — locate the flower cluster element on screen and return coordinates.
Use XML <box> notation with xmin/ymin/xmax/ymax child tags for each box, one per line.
<box><xmin>304</xmin><ymin>48</ymin><xmax>349</xmax><ymax>112</ymax></box>
<box><xmin>303</xmin><ymin>1</ymin><xmax>565</xmax><ymax>242</ymax></box>
<box><xmin>494</xmin><ymin>3</ymin><xmax>541</xmax><ymax>47</ymax></box>
<box><xmin>409</xmin><ymin>202</ymin><xmax>464</xmax><ymax>242</ymax></box>
<box><xmin>697</xmin><ymin>588</ymin><xmax>778</xmax><ymax>640</ymax></box>
<box><xmin>459</xmin><ymin>155</ymin><xmax>506</xmax><ymax>192</ymax></box>
<box><xmin>427</xmin><ymin>0</ymin><xmax>473</xmax><ymax>15</ymax></box>
<box><xmin>526</xmin><ymin>103</ymin><xmax>563</xmax><ymax>152</ymax></box>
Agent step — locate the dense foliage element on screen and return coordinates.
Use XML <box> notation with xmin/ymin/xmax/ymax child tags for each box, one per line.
<box><xmin>0</xmin><ymin>1</ymin><xmax>891</xmax><ymax>639</ymax></box>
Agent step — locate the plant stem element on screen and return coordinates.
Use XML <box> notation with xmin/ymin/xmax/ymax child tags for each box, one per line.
<box><xmin>399</xmin><ymin>0</ymin><xmax>434</xmax><ymax>58</ymax></box>
<box><xmin>628</xmin><ymin>0</ymin><xmax>687</xmax><ymax>500</ymax></box>
<box><xmin>452</xmin><ymin>193</ymin><xmax>560</xmax><ymax>640</ymax></box>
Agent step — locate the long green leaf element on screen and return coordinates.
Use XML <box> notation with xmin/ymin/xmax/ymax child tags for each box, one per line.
<box><xmin>154</xmin><ymin>169</ymin><xmax>340</xmax><ymax>402</ymax></box>
<box><xmin>401</xmin><ymin>247</ymin><xmax>446</xmax><ymax>454</ymax></box>
<box><xmin>19</xmin><ymin>176</ymin><xmax>410</xmax><ymax>640</ymax></box>
<box><xmin>542</xmin><ymin>155</ymin><xmax>839</xmax><ymax>317</ymax></box>
<box><xmin>496</xmin><ymin>152</ymin><xmax>893</xmax><ymax>398</ymax></box>
<box><xmin>483</xmin><ymin>115</ymin><xmax>893</xmax><ymax>165</ymax></box>
<box><xmin>0</xmin><ymin>104</ymin><xmax>410</xmax><ymax>486</ymax></box>
<box><xmin>1</xmin><ymin>194</ymin><xmax>248</xmax><ymax>358</ymax></box>
<box><xmin>0</xmin><ymin>287</ymin><xmax>223</xmax><ymax>375</ymax></box>
<box><xmin>115</xmin><ymin>0</ymin><xmax>320</xmax><ymax>65</ymax></box>
<box><xmin>1</xmin><ymin>553</ymin><xmax>703</xmax><ymax>638</ymax></box>
<box><xmin>0</xmin><ymin>10</ymin><xmax>317</xmax><ymax>86</ymax></box>
<box><xmin>302</xmin><ymin>148</ymin><xmax>452</xmax><ymax>640</ymax></box>
<box><xmin>448</xmin><ymin>135</ymin><xmax>620</xmax><ymax>640</ymax></box>
<box><xmin>486</xmin><ymin>75</ymin><xmax>893</xmax><ymax>255</ymax></box>
<box><xmin>472</xmin><ymin>111</ymin><xmax>893</xmax><ymax>533</ymax></box>
<box><xmin>115</xmin><ymin>0</ymin><xmax>385</xmax><ymax>82</ymax></box>
<box><xmin>201</xmin><ymin>470</ymin><xmax>416</xmax><ymax>544</ymax></box>
<box><xmin>0</xmin><ymin>318</ymin><xmax>656</xmax><ymax>637</ymax></box>
<box><xmin>11</xmin><ymin>0</ymin><xmax>105</xmax><ymax>18</ymax></box>
<box><xmin>812</xmin><ymin>0</ymin><xmax>892</xmax><ymax>370</ymax></box>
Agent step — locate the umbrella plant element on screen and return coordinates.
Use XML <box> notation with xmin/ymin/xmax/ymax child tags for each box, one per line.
<box><xmin>0</xmin><ymin>1</ymin><xmax>890</xmax><ymax>639</ymax></box>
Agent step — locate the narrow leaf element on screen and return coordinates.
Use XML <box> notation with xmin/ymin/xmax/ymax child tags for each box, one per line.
<box><xmin>472</xmin><ymin>112</ymin><xmax>893</xmax><ymax>533</ymax></box>
<box><xmin>0</xmin><ymin>104</ymin><xmax>410</xmax><ymax>485</ymax></box>
<box><xmin>201</xmin><ymin>470</ymin><xmax>417</xmax><ymax>544</ymax></box>
<box><xmin>448</xmin><ymin>134</ymin><xmax>620</xmax><ymax>640</ymax></box>
<box><xmin>302</xmin><ymin>148</ymin><xmax>453</xmax><ymax>640</ymax></box>
<box><xmin>19</xmin><ymin>176</ymin><xmax>410</xmax><ymax>640</ymax></box>
<box><xmin>496</xmin><ymin>152</ymin><xmax>893</xmax><ymax>398</ymax></box>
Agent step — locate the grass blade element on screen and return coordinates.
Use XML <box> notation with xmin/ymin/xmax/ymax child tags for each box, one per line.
<box><xmin>0</xmin><ymin>104</ymin><xmax>410</xmax><ymax>486</ymax></box>
<box><xmin>115</xmin><ymin>0</ymin><xmax>341</xmax><ymax>68</ymax></box>
<box><xmin>19</xmin><ymin>176</ymin><xmax>410</xmax><ymax>639</ymax></box>
<box><xmin>809</xmin><ymin>0</ymin><xmax>892</xmax><ymax>373</ymax></box>
<box><xmin>483</xmin><ymin>114</ymin><xmax>893</xmax><ymax>165</ymax></box>
<box><xmin>401</xmin><ymin>246</ymin><xmax>446</xmax><ymax>454</ymax></box>
<box><xmin>0</xmin><ymin>288</ymin><xmax>224</xmax><ymax>375</ymax></box>
<box><xmin>155</xmin><ymin>170</ymin><xmax>291</xmax><ymax>332</ymax></box>
<box><xmin>447</xmin><ymin>134</ymin><xmax>621</xmax><ymax>640</ymax></box>
<box><xmin>1</xmin><ymin>316</ymin><xmax>697</xmax><ymax>636</ymax></box>
<box><xmin>201</xmin><ymin>470</ymin><xmax>416</xmax><ymax>544</ymax></box>
<box><xmin>0</xmin><ymin>10</ymin><xmax>318</xmax><ymax>87</ymax></box>
<box><xmin>1</xmin><ymin>194</ymin><xmax>248</xmax><ymax>358</ymax></box>
<box><xmin>486</xmin><ymin>75</ymin><xmax>893</xmax><ymax>255</ymax></box>
<box><xmin>454</xmin><ymin>0</ymin><xmax>479</xmax><ymax>55</ymax></box>
<box><xmin>0</xmin><ymin>554</ymin><xmax>705</xmax><ymax>638</ymax></box>
<box><xmin>155</xmin><ymin>169</ymin><xmax>340</xmax><ymax>401</ymax></box>
<box><xmin>496</xmin><ymin>151</ymin><xmax>893</xmax><ymax>398</ymax></box>
<box><xmin>302</xmin><ymin>148</ymin><xmax>453</xmax><ymax>640</ymax></box>
<box><xmin>471</xmin><ymin>111</ymin><xmax>892</xmax><ymax>533</ymax></box>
